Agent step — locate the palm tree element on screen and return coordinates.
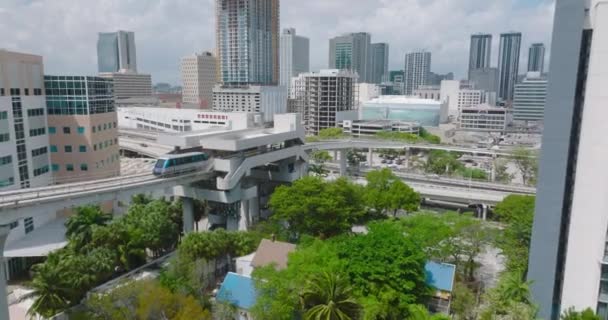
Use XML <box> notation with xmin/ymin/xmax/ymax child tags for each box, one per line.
<box><xmin>300</xmin><ymin>272</ymin><xmax>361</xmax><ymax>320</ymax></box>
<box><xmin>65</xmin><ymin>205</ymin><xmax>112</xmax><ymax>250</ymax></box>
<box><xmin>28</xmin><ymin>262</ymin><xmax>72</xmax><ymax>318</ymax></box>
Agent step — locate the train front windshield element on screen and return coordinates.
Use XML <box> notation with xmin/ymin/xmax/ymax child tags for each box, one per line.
<box><xmin>155</xmin><ymin>159</ymin><xmax>166</xmax><ymax>168</ymax></box>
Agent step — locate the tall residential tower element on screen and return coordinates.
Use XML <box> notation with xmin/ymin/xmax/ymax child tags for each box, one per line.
<box><xmin>404</xmin><ymin>51</ymin><xmax>431</xmax><ymax>95</ymax></box>
<box><xmin>181</xmin><ymin>52</ymin><xmax>217</xmax><ymax>108</ymax></box>
<box><xmin>468</xmin><ymin>34</ymin><xmax>492</xmax><ymax>79</ymax></box>
<box><xmin>279</xmin><ymin>28</ymin><xmax>309</xmax><ymax>92</ymax></box>
<box><xmin>97</xmin><ymin>31</ymin><xmax>137</xmax><ymax>73</ymax></box>
<box><xmin>216</xmin><ymin>0</ymin><xmax>280</xmax><ymax>85</ymax></box>
<box><xmin>329</xmin><ymin>32</ymin><xmax>372</xmax><ymax>83</ymax></box>
<box><xmin>370</xmin><ymin>43</ymin><xmax>389</xmax><ymax>84</ymax></box>
<box><xmin>528</xmin><ymin>43</ymin><xmax>546</xmax><ymax>73</ymax></box>
<box><xmin>528</xmin><ymin>0</ymin><xmax>608</xmax><ymax>318</ymax></box>
<box><xmin>497</xmin><ymin>32</ymin><xmax>522</xmax><ymax>102</ymax></box>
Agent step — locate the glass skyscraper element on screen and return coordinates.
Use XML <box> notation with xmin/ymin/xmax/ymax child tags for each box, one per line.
<box><xmin>329</xmin><ymin>32</ymin><xmax>372</xmax><ymax>83</ymax></box>
<box><xmin>528</xmin><ymin>43</ymin><xmax>546</xmax><ymax>73</ymax></box>
<box><xmin>497</xmin><ymin>32</ymin><xmax>522</xmax><ymax>102</ymax></box>
<box><xmin>468</xmin><ymin>34</ymin><xmax>492</xmax><ymax>79</ymax></box>
<box><xmin>371</xmin><ymin>43</ymin><xmax>389</xmax><ymax>84</ymax></box>
<box><xmin>97</xmin><ymin>31</ymin><xmax>137</xmax><ymax>73</ymax></box>
<box><xmin>216</xmin><ymin>0</ymin><xmax>280</xmax><ymax>85</ymax></box>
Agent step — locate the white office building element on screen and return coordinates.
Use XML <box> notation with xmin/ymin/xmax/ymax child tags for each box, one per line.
<box><xmin>181</xmin><ymin>52</ymin><xmax>217</xmax><ymax>108</ymax></box>
<box><xmin>459</xmin><ymin>104</ymin><xmax>511</xmax><ymax>132</ymax></box>
<box><xmin>212</xmin><ymin>85</ymin><xmax>287</xmax><ymax>123</ymax></box>
<box><xmin>292</xmin><ymin>69</ymin><xmax>357</xmax><ymax>135</ymax></box>
<box><xmin>99</xmin><ymin>72</ymin><xmax>152</xmax><ymax>100</ymax></box>
<box><xmin>440</xmin><ymin>80</ymin><xmax>484</xmax><ymax>118</ymax></box>
<box><xmin>280</xmin><ymin>28</ymin><xmax>309</xmax><ymax>93</ymax></box>
<box><xmin>357</xmin><ymin>83</ymin><xmax>381</xmax><ymax>106</ymax></box>
<box><xmin>404</xmin><ymin>51</ymin><xmax>431</xmax><ymax>95</ymax></box>
<box><xmin>118</xmin><ymin>107</ymin><xmax>261</xmax><ymax>132</ymax></box>
<box><xmin>512</xmin><ymin>72</ymin><xmax>548</xmax><ymax>122</ymax></box>
<box><xmin>528</xmin><ymin>1</ymin><xmax>608</xmax><ymax>319</ymax></box>
<box><xmin>0</xmin><ymin>50</ymin><xmax>52</xmax><ymax>191</ymax></box>
<box><xmin>341</xmin><ymin>119</ymin><xmax>420</xmax><ymax>138</ymax></box>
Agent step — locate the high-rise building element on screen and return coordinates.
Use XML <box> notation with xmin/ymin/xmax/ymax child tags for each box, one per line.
<box><xmin>98</xmin><ymin>72</ymin><xmax>152</xmax><ymax>101</ymax></box>
<box><xmin>528</xmin><ymin>1</ymin><xmax>608</xmax><ymax>319</ymax></box>
<box><xmin>216</xmin><ymin>0</ymin><xmax>280</xmax><ymax>85</ymax></box>
<box><xmin>97</xmin><ymin>31</ymin><xmax>137</xmax><ymax>73</ymax></box>
<box><xmin>388</xmin><ymin>70</ymin><xmax>405</xmax><ymax>95</ymax></box>
<box><xmin>280</xmin><ymin>28</ymin><xmax>309</xmax><ymax>93</ymax></box>
<box><xmin>512</xmin><ymin>72</ymin><xmax>548</xmax><ymax>122</ymax></box>
<box><xmin>45</xmin><ymin>75</ymin><xmax>120</xmax><ymax>183</ymax></box>
<box><xmin>528</xmin><ymin>43</ymin><xmax>546</xmax><ymax>73</ymax></box>
<box><xmin>212</xmin><ymin>85</ymin><xmax>287</xmax><ymax>123</ymax></box>
<box><xmin>469</xmin><ymin>67</ymin><xmax>498</xmax><ymax>97</ymax></box>
<box><xmin>181</xmin><ymin>52</ymin><xmax>217</xmax><ymax>108</ymax></box>
<box><xmin>468</xmin><ymin>34</ymin><xmax>492</xmax><ymax>79</ymax></box>
<box><xmin>497</xmin><ymin>32</ymin><xmax>522</xmax><ymax>102</ymax></box>
<box><xmin>370</xmin><ymin>43</ymin><xmax>389</xmax><ymax>84</ymax></box>
<box><xmin>329</xmin><ymin>32</ymin><xmax>372</xmax><ymax>83</ymax></box>
<box><xmin>404</xmin><ymin>51</ymin><xmax>431</xmax><ymax>95</ymax></box>
<box><xmin>0</xmin><ymin>50</ymin><xmax>52</xmax><ymax>191</ymax></box>
<box><xmin>292</xmin><ymin>69</ymin><xmax>357</xmax><ymax>135</ymax></box>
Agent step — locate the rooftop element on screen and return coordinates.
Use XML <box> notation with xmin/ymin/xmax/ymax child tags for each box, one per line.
<box><xmin>250</xmin><ymin>239</ymin><xmax>296</xmax><ymax>270</ymax></box>
<box><xmin>365</xmin><ymin>95</ymin><xmax>441</xmax><ymax>105</ymax></box>
<box><xmin>425</xmin><ymin>261</ymin><xmax>456</xmax><ymax>292</ymax></box>
<box><xmin>216</xmin><ymin>273</ymin><xmax>257</xmax><ymax>310</ymax></box>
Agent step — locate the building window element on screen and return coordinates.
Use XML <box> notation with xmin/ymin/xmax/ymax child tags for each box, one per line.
<box><xmin>0</xmin><ymin>177</ymin><xmax>14</xmax><ymax>187</ymax></box>
<box><xmin>31</xmin><ymin>147</ymin><xmax>48</xmax><ymax>157</ymax></box>
<box><xmin>33</xmin><ymin>88</ymin><xmax>42</xmax><ymax>96</ymax></box>
<box><xmin>50</xmin><ymin>145</ymin><xmax>58</xmax><ymax>153</ymax></box>
<box><xmin>0</xmin><ymin>133</ymin><xmax>9</xmax><ymax>142</ymax></box>
<box><xmin>79</xmin><ymin>145</ymin><xmax>87</xmax><ymax>152</ymax></box>
<box><xmin>48</xmin><ymin>126</ymin><xmax>56</xmax><ymax>134</ymax></box>
<box><xmin>65</xmin><ymin>145</ymin><xmax>72</xmax><ymax>153</ymax></box>
<box><xmin>66</xmin><ymin>164</ymin><xmax>74</xmax><ymax>172</ymax></box>
<box><xmin>93</xmin><ymin>144</ymin><xmax>97</xmax><ymax>151</ymax></box>
<box><xmin>24</xmin><ymin>217</ymin><xmax>34</xmax><ymax>234</ymax></box>
<box><xmin>27</xmin><ymin>108</ymin><xmax>45</xmax><ymax>117</ymax></box>
<box><xmin>97</xmin><ymin>125</ymin><xmax>101</xmax><ymax>132</ymax></box>
<box><xmin>24</xmin><ymin>88</ymin><xmax>29</xmax><ymax>96</ymax></box>
<box><xmin>113</xmin><ymin>122</ymin><xmax>117</xmax><ymax>128</ymax></box>
<box><xmin>33</xmin><ymin>165</ymin><xmax>49</xmax><ymax>176</ymax></box>
<box><xmin>51</xmin><ymin>164</ymin><xmax>59</xmax><ymax>172</ymax></box>
<box><xmin>77</xmin><ymin>127</ymin><xmax>85</xmax><ymax>134</ymax></box>
<box><xmin>0</xmin><ymin>111</ymin><xmax>8</xmax><ymax>120</ymax></box>
<box><xmin>9</xmin><ymin>221</ymin><xmax>18</xmax><ymax>230</ymax></box>
<box><xmin>10</xmin><ymin>88</ymin><xmax>20</xmax><ymax>96</ymax></box>
<box><xmin>92</xmin><ymin>126</ymin><xmax>96</xmax><ymax>133</ymax></box>
<box><xmin>29</xmin><ymin>127</ymin><xmax>46</xmax><ymax>137</ymax></box>
<box><xmin>0</xmin><ymin>88</ymin><xmax>4</xmax><ymax>96</ymax></box>
<box><xmin>0</xmin><ymin>155</ymin><xmax>11</xmax><ymax>166</ymax></box>
<box><xmin>103</xmin><ymin>123</ymin><xmax>107</xmax><ymax>130</ymax></box>
<box><xmin>63</xmin><ymin>127</ymin><xmax>71</xmax><ymax>134</ymax></box>
<box><xmin>80</xmin><ymin>164</ymin><xmax>88</xmax><ymax>171</ymax></box>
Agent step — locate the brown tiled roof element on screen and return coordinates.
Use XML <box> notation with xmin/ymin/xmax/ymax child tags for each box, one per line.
<box><xmin>251</xmin><ymin>239</ymin><xmax>296</xmax><ymax>270</ymax></box>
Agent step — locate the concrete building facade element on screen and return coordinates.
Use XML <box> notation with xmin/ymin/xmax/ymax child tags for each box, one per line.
<box><xmin>97</xmin><ymin>30</ymin><xmax>137</xmax><ymax>73</ymax></box>
<box><xmin>44</xmin><ymin>75</ymin><xmax>120</xmax><ymax>183</ymax></box>
<box><xmin>370</xmin><ymin>43</ymin><xmax>389</xmax><ymax>84</ymax></box>
<box><xmin>469</xmin><ymin>67</ymin><xmax>498</xmax><ymax>99</ymax></box>
<box><xmin>181</xmin><ymin>52</ymin><xmax>217</xmax><ymax>108</ymax></box>
<box><xmin>216</xmin><ymin>0</ymin><xmax>280</xmax><ymax>85</ymax></box>
<box><xmin>497</xmin><ymin>32</ymin><xmax>522</xmax><ymax>102</ymax></box>
<box><xmin>414</xmin><ymin>85</ymin><xmax>441</xmax><ymax>101</ymax></box>
<box><xmin>279</xmin><ymin>28</ymin><xmax>309</xmax><ymax>93</ymax></box>
<box><xmin>528</xmin><ymin>43</ymin><xmax>546</xmax><ymax>73</ymax></box>
<box><xmin>468</xmin><ymin>34</ymin><xmax>492</xmax><ymax>79</ymax></box>
<box><xmin>98</xmin><ymin>72</ymin><xmax>152</xmax><ymax>100</ymax></box>
<box><xmin>0</xmin><ymin>50</ymin><xmax>52</xmax><ymax>191</ymax></box>
<box><xmin>292</xmin><ymin>69</ymin><xmax>357</xmax><ymax>135</ymax></box>
<box><xmin>212</xmin><ymin>85</ymin><xmax>287</xmax><ymax>123</ymax></box>
<box><xmin>513</xmin><ymin>72</ymin><xmax>548</xmax><ymax>122</ymax></box>
<box><xmin>404</xmin><ymin>51</ymin><xmax>431</xmax><ymax>95</ymax></box>
<box><xmin>528</xmin><ymin>1</ymin><xmax>608</xmax><ymax>319</ymax></box>
<box><xmin>341</xmin><ymin>119</ymin><xmax>420</xmax><ymax>138</ymax></box>
<box><xmin>329</xmin><ymin>32</ymin><xmax>372</xmax><ymax>83</ymax></box>
<box><xmin>459</xmin><ymin>104</ymin><xmax>511</xmax><ymax>132</ymax></box>
<box><xmin>440</xmin><ymin>80</ymin><xmax>484</xmax><ymax>118</ymax></box>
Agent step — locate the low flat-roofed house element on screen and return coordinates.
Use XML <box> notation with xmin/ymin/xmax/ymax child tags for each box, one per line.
<box><xmin>425</xmin><ymin>261</ymin><xmax>456</xmax><ymax>314</ymax></box>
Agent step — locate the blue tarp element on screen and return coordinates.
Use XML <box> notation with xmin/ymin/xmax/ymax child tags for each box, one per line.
<box><xmin>216</xmin><ymin>272</ymin><xmax>257</xmax><ymax>310</ymax></box>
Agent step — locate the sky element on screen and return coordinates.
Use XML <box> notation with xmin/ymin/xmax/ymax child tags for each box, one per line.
<box><xmin>0</xmin><ymin>0</ymin><xmax>555</xmax><ymax>86</ymax></box>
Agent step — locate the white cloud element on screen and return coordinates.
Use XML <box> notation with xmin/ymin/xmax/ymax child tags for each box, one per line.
<box><xmin>0</xmin><ymin>0</ymin><xmax>554</xmax><ymax>84</ymax></box>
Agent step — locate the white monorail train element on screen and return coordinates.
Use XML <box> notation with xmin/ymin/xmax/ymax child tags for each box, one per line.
<box><xmin>153</xmin><ymin>152</ymin><xmax>210</xmax><ymax>177</ymax></box>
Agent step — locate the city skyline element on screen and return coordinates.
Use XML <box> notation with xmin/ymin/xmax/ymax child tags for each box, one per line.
<box><xmin>0</xmin><ymin>0</ymin><xmax>554</xmax><ymax>85</ymax></box>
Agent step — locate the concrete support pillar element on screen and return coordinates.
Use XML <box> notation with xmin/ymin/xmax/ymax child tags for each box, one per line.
<box><xmin>249</xmin><ymin>197</ymin><xmax>260</xmax><ymax>225</ymax></box>
<box><xmin>367</xmin><ymin>148</ymin><xmax>373</xmax><ymax>167</ymax></box>
<box><xmin>482</xmin><ymin>204</ymin><xmax>488</xmax><ymax>221</ymax></box>
<box><xmin>182</xmin><ymin>197</ymin><xmax>195</xmax><ymax>234</ymax></box>
<box><xmin>339</xmin><ymin>150</ymin><xmax>347</xmax><ymax>176</ymax></box>
<box><xmin>0</xmin><ymin>225</ymin><xmax>10</xmax><ymax>320</ymax></box>
<box><xmin>404</xmin><ymin>147</ymin><xmax>410</xmax><ymax>170</ymax></box>
<box><xmin>333</xmin><ymin>151</ymin><xmax>338</xmax><ymax>162</ymax></box>
<box><xmin>491</xmin><ymin>155</ymin><xmax>497</xmax><ymax>182</ymax></box>
<box><xmin>238</xmin><ymin>200</ymin><xmax>250</xmax><ymax>231</ymax></box>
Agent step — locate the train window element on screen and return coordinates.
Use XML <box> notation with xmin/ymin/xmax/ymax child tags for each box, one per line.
<box><xmin>155</xmin><ymin>160</ymin><xmax>166</xmax><ymax>168</ymax></box>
